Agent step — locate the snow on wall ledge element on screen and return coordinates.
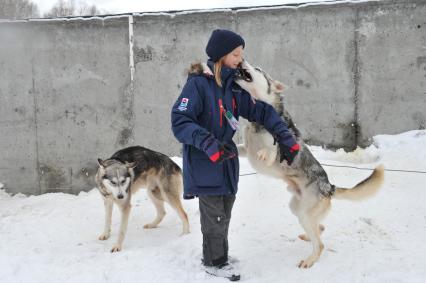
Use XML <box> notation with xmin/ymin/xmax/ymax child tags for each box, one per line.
<box><xmin>0</xmin><ymin>0</ymin><xmax>425</xmax><ymax>195</ymax></box>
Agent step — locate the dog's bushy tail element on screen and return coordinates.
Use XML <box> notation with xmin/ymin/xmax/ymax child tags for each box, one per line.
<box><xmin>333</xmin><ymin>164</ymin><xmax>384</xmax><ymax>201</ymax></box>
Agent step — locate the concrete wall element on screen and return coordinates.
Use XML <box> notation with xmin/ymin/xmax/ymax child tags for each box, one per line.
<box><xmin>0</xmin><ymin>18</ymin><xmax>130</xmax><ymax>194</ymax></box>
<box><xmin>0</xmin><ymin>0</ymin><xmax>425</xmax><ymax>195</ymax></box>
<box><xmin>356</xmin><ymin>2</ymin><xmax>426</xmax><ymax>144</ymax></box>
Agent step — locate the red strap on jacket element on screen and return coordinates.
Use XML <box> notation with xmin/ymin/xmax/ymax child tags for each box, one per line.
<box><xmin>219</xmin><ymin>99</ymin><xmax>224</xmax><ymax>128</ymax></box>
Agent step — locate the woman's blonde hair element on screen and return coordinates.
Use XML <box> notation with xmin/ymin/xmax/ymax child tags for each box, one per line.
<box><xmin>214</xmin><ymin>58</ymin><xmax>225</xmax><ymax>87</ymax></box>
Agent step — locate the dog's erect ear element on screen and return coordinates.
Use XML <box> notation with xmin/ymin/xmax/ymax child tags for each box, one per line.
<box><xmin>125</xmin><ymin>161</ymin><xmax>138</xmax><ymax>169</ymax></box>
<box><xmin>97</xmin><ymin>158</ymin><xmax>105</xmax><ymax>168</ymax></box>
<box><xmin>272</xmin><ymin>80</ymin><xmax>285</xmax><ymax>94</ymax></box>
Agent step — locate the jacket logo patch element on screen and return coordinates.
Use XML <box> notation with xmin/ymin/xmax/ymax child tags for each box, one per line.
<box><xmin>178</xmin><ymin>98</ymin><xmax>189</xmax><ymax>111</ymax></box>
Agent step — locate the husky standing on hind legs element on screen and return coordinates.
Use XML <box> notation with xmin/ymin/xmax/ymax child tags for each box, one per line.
<box><xmin>234</xmin><ymin>60</ymin><xmax>385</xmax><ymax>268</ymax></box>
<box><xmin>95</xmin><ymin>146</ymin><xmax>190</xmax><ymax>252</ymax></box>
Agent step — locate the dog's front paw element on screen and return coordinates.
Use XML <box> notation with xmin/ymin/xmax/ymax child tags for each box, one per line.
<box><xmin>256</xmin><ymin>148</ymin><xmax>269</xmax><ymax>161</ymax></box>
<box><xmin>110</xmin><ymin>244</ymin><xmax>122</xmax><ymax>253</ymax></box>
<box><xmin>98</xmin><ymin>232</ymin><xmax>110</xmax><ymax>241</ymax></box>
<box><xmin>298</xmin><ymin>256</ymin><xmax>318</xmax><ymax>269</ymax></box>
<box><xmin>143</xmin><ymin>223</ymin><xmax>158</xmax><ymax>229</ymax></box>
<box><xmin>256</xmin><ymin>148</ymin><xmax>276</xmax><ymax>167</ymax></box>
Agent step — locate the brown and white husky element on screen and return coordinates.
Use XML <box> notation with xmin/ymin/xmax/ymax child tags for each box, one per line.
<box><xmin>95</xmin><ymin>146</ymin><xmax>190</xmax><ymax>252</ymax></box>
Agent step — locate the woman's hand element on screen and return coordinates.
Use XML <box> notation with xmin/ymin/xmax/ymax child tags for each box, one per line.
<box><xmin>279</xmin><ymin>143</ymin><xmax>300</xmax><ymax>166</ymax></box>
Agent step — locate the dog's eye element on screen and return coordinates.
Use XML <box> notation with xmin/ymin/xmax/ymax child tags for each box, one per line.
<box><xmin>120</xmin><ymin>180</ymin><xmax>126</xmax><ymax>185</ymax></box>
<box><xmin>110</xmin><ymin>180</ymin><xmax>116</xmax><ymax>185</ymax></box>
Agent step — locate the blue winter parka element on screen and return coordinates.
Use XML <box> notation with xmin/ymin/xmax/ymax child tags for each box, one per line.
<box><xmin>171</xmin><ymin>60</ymin><xmax>295</xmax><ymax>199</ymax></box>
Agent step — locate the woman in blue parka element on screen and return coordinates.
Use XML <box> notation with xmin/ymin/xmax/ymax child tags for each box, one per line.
<box><xmin>171</xmin><ymin>29</ymin><xmax>299</xmax><ymax>281</ymax></box>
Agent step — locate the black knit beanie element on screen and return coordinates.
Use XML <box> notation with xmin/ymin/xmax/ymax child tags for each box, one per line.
<box><xmin>205</xmin><ymin>29</ymin><xmax>245</xmax><ymax>62</ymax></box>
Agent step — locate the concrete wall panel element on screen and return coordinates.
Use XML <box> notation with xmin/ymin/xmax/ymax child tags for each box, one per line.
<box><xmin>236</xmin><ymin>5</ymin><xmax>357</xmax><ymax>148</ymax></box>
<box><xmin>356</xmin><ymin>1</ymin><xmax>426</xmax><ymax>145</ymax></box>
<box><xmin>0</xmin><ymin>23</ymin><xmax>39</xmax><ymax>194</ymax></box>
<box><xmin>1</xmin><ymin>18</ymin><xmax>130</xmax><ymax>194</ymax></box>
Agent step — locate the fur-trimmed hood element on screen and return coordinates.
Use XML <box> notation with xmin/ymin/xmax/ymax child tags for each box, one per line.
<box><xmin>187</xmin><ymin>62</ymin><xmax>213</xmax><ymax>77</ymax></box>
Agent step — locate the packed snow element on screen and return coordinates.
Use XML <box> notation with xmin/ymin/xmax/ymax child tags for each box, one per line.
<box><xmin>1</xmin><ymin>130</ymin><xmax>426</xmax><ymax>282</ymax></box>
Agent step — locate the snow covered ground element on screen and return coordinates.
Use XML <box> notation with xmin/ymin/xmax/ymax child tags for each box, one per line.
<box><xmin>1</xmin><ymin>130</ymin><xmax>426</xmax><ymax>283</ymax></box>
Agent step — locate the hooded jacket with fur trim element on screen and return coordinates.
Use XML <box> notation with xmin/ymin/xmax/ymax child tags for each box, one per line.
<box><xmin>171</xmin><ymin>60</ymin><xmax>296</xmax><ymax>199</ymax></box>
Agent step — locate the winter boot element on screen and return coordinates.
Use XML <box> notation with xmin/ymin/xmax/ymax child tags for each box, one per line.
<box><xmin>205</xmin><ymin>262</ymin><xmax>241</xmax><ymax>281</ymax></box>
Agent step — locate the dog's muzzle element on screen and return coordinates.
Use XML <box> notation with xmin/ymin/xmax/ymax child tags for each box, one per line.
<box><xmin>235</xmin><ymin>64</ymin><xmax>253</xmax><ymax>82</ymax></box>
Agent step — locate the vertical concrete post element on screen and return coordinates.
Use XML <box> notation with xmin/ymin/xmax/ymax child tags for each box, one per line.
<box><xmin>129</xmin><ymin>15</ymin><xmax>135</xmax><ymax>83</ymax></box>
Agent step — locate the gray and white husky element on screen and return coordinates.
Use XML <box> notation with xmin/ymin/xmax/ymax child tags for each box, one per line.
<box><xmin>95</xmin><ymin>146</ymin><xmax>190</xmax><ymax>252</ymax></box>
<box><xmin>234</xmin><ymin>61</ymin><xmax>385</xmax><ymax>268</ymax></box>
